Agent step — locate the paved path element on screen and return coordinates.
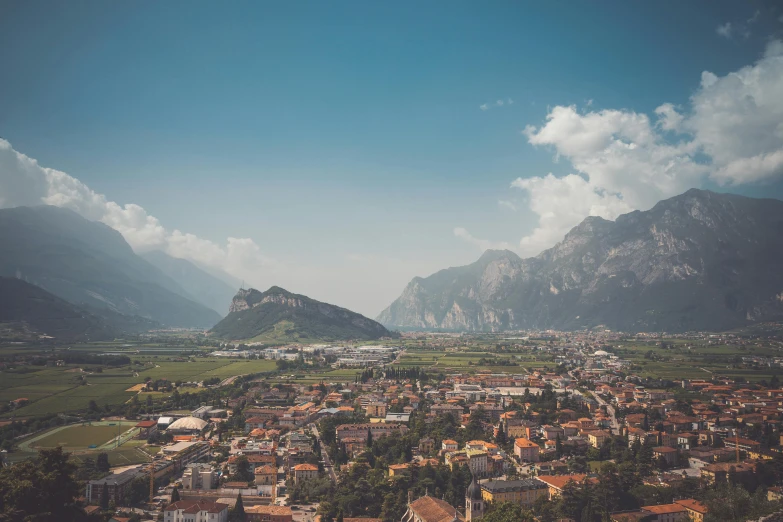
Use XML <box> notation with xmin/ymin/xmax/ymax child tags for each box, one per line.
<box><xmin>310</xmin><ymin>425</ymin><xmax>337</xmax><ymax>483</ymax></box>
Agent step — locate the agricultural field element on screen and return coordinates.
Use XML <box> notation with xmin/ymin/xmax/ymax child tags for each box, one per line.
<box><xmin>0</xmin><ymin>345</ymin><xmax>278</xmax><ymax>418</ymax></box>
<box><xmin>392</xmin><ymin>349</ymin><xmax>541</xmax><ymax>373</ymax></box>
<box><xmin>27</xmin><ymin>422</ymin><xmax>134</xmax><ymax>450</ymax></box>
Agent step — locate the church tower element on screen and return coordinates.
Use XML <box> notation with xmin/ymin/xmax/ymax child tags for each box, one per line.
<box><xmin>465</xmin><ymin>474</ymin><xmax>484</xmax><ymax>521</ymax></box>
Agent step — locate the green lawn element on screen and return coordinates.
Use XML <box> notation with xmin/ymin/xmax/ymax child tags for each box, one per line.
<box><xmin>32</xmin><ymin>424</ymin><xmax>128</xmax><ymax>449</ymax></box>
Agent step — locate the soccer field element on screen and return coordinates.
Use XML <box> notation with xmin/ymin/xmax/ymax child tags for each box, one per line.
<box><xmin>30</xmin><ymin>423</ymin><xmax>133</xmax><ymax>450</ymax></box>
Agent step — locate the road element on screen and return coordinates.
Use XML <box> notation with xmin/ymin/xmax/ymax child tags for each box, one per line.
<box><xmin>310</xmin><ymin>425</ymin><xmax>337</xmax><ymax>483</ymax></box>
<box><xmin>589</xmin><ymin>391</ymin><xmax>620</xmax><ymax>435</ymax></box>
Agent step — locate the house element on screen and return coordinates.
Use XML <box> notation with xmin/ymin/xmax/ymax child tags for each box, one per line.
<box><xmin>652</xmin><ymin>447</ymin><xmax>678</xmax><ymax>467</ymax></box>
<box><xmin>442</xmin><ymin>439</ymin><xmax>459</xmax><ymax>451</ymax></box>
<box><xmin>401</xmin><ymin>494</ymin><xmax>464</xmax><ymax>522</ymax></box>
<box><xmin>164</xmin><ymin>500</ymin><xmax>229</xmax><ymax>522</ymax></box>
<box><xmin>700</xmin><ymin>461</ymin><xmax>756</xmax><ymax>484</ymax></box>
<box><xmin>535</xmin><ymin>474</ymin><xmax>591</xmax><ymax>500</ymax></box>
<box><xmin>480</xmin><ymin>478</ymin><xmax>548</xmax><ymax>507</ymax></box>
<box><xmin>419</xmin><ymin>437</ymin><xmax>435</xmax><ymax>454</ymax></box>
<box><xmin>514</xmin><ymin>438</ymin><xmax>540</xmax><ymax>463</ymax></box>
<box><xmin>292</xmin><ymin>463</ymin><xmax>318</xmax><ymax>484</ymax></box>
<box><xmin>389</xmin><ymin>463</ymin><xmax>411</xmax><ymax>477</ymax></box>
<box><xmin>466</xmin><ymin>449</ymin><xmax>488</xmax><ymax>477</ymax></box>
<box><xmin>254</xmin><ymin>465</ymin><xmax>278</xmax><ymax>486</ymax></box>
<box><xmin>586</xmin><ymin>429</ymin><xmax>611</xmax><ymax>448</ymax></box>
<box><xmin>674</xmin><ymin>499</ymin><xmax>707</xmax><ymax>522</ymax></box>
<box><xmin>245</xmin><ymin>505</ymin><xmax>293</xmax><ymax>522</ymax></box>
<box><xmin>640</xmin><ymin>503</ymin><xmax>688</xmax><ymax>521</ymax></box>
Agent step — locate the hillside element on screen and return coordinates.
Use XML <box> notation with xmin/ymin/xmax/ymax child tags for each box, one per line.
<box><xmin>0</xmin><ymin>277</ymin><xmax>117</xmax><ymax>341</ymax></box>
<box><xmin>210</xmin><ymin>286</ymin><xmax>398</xmax><ymax>342</ymax></box>
<box><xmin>0</xmin><ymin>206</ymin><xmax>221</xmax><ymax>328</ymax></box>
<box><xmin>378</xmin><ymin>189</ymin><xmax>783</xmax><ymax>333</ymax></box>
<box><xmin>141</xmin><ymin>250</ymin><xmax>237</xmax><ymax>316</ymax></box>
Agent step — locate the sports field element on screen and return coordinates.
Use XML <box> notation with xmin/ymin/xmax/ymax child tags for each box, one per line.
<box><xmin>26</xmin><ymin>421</ymin><xmax>135</xmax><ymax>450</ymax></box>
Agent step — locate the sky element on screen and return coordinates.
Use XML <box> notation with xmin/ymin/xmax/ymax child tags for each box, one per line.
<box><xmin>2</xmin><ymin>1</ymin><xmax>783</xmax><ymax>317</ymax></box>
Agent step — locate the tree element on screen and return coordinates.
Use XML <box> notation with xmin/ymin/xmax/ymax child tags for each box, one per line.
<box><xmin>555</xmin><ymin>434</ymin><xmax>563</xmax><ymax>458</ymax></box>
<box><xmin>232</xmin><ymin>456</ymin><xmax>254</xmax><ymax>482</ymax></box>
<box><xmin>230</xmin><ymin>492</ymin><xmax>246</xmax><ymax>522</ymax></box>
<box><xmin>171</xmin><ymin>486</ymin><xmax>181</xmax><ymax>502</ymax></box>
<box><xmin>100</xmin><ymin>482</ymin><xmax>110</xmax><ymax>509</ymax></box>
<box><xmin>96</xmin><ymin>452</ymin><xmax>110</xmax><ymax>473</ymax></box>
<box><xmin>367</xmin><ymin>429</ymin><xmax>373</xmax><ymax>449</ymax></box>
<box><xmin>481</xmin><ymin>501</ymin><xmax>534</xmax><ymax>522</ymax></box>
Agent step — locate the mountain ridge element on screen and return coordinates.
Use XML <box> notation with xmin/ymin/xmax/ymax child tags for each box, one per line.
<box><xmin>210</xmin><ymin>286</ymin><xmax>398</xmax><ymax>342</ymax></box>
<box><xmin>377</xmin><ymin>189</ymin><xmax>783</xmax><ymax>333</ymax></box>
<box><xmin>0</xmin><ymin>206</ymin><xmax>221</xmax><ymax>328</ymax></box>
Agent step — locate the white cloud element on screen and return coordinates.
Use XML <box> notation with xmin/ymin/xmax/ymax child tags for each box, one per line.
<box><xmin>0</xmin><ymin>138</ymin><xmax>274</xmax><ymax>287</ymax></box>
<box><xmin>716</xmin><ymin>22</ymin><xmax>733</xmax><ymax>38</ymax></box>
<box><xmin>507</xmin><ymin>40</ymin><xmax>783</xmax><ymax>256</ymax></box>
<box><xmin>480</xmin><ymin>98</ymin><xmax>514</xmax><ymax>111</ymax></box>
<box><xmin>498</xmin><ymin>199</ymin><xmax>517</xmax><ymax>211</ymax></box>
<box><xmin>453</xmin><ymin>227</ymin><xmax>512</xmax><ymax>251</ymax></box>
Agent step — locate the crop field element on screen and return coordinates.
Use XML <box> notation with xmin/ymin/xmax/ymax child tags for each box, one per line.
<box><xmin>0</xmin><ymin>348</ymin><xmax>278</xmax><ymax>417</ymax></box>
<box><xmin>269</xmin><ymin>368</ymin><xmax>363</xmax><ymax>385</ymax></box>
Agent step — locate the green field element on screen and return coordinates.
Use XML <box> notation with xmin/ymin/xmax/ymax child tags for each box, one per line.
<box><xmin>32</xmin><ymin>424</ymin><xmax>129</xmax><ymax>449</ymax></box>
<box><xmin>0</xmin><ymin>346</ymin><xmax>278</xmax><ymax>417</ymax></box>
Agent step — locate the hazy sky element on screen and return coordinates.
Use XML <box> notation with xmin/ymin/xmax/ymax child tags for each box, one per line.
<box><xmin>2</xmin><ymin>1</ymin><xmax>783</xmax><ymax>316</ymax></box>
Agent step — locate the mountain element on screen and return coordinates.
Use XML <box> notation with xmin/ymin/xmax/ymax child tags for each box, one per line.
<box><xmin>0</xmin><ymin>206</ymin><xmax>221</xmax><ymax>328</ymax></box>
<box><xmin>0</xmin><ymin>276</ymin><xmax>116</xmax><ymax>341</ymax></box>
<box><xmin>378</xmin><ymin>189</ymin><xmax>783</xmax><ymax>333</ymax></box>
<box><xmin>210</xmin><ymin>286</ymin><xmax>398</xmax><ymax>342</ymax></box>
<box><xmin>141</xmin><ymin>250</ymin><xmax>237</xmax><ymax>316</ymax></box>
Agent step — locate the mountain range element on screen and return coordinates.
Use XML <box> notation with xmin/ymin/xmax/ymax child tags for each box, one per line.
<box><xmin>141</xmin><ymin>250</ymin><xmax>238</xmax><ymax>316</ymax></box>
<box><xmin>0</xmin><ymin>276</ymin><xmax>159</xmax><ymax>341</ymax></box>
<box><xmin>0</xmin><ymin>206</ymin><xmax>222</xmax><ymax>328</ymax></box>
<box><xmin>210</xmin><ymin>286</ymin><xmax>397</xmax><ymax>342</ymax></box>
<box><xmin>378</xmin><ymin>189</ymin><xmax>783</xmax><ymax>333</ymax></box>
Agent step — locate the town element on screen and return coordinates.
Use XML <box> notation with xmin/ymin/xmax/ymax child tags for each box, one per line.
<box><xmin>3</xmin><ymin>329</ymin><xmax>783</xmax><ymax>522</ymax></box>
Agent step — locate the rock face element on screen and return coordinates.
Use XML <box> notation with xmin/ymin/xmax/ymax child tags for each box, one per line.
<box><xmin>211</xmin><ymin>286</ymin><xmax>398</xmax><ymax>341</ymax></box>
<box><xmin>377</xmin><ymin>189</ymin><xmax>783</xmax><ymax>333</ymax></box>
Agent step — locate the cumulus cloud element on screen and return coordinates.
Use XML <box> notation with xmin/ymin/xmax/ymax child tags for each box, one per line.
<box><xmin>508</xmin><ymin>39</ymin><xmax>783</xmax><ymax>257</ymax></box>
<box><xmin>0</xmin><ymin>138</ymin><xmax>273</xmax><ymax>286</ymax></box>
<box><xmin>480</xmin><ymin>98</ymin><xmax>514</xmax><ymax>111</ymax></box>
<box><xmin>453</xmin><ymin>227</ymin><xmax>512</xmax><ymax>251</ymax></box>
<box><xmin>497</xmin><ymin>199</ymin><xmax>517</xmax><ymax>211</ymax></box>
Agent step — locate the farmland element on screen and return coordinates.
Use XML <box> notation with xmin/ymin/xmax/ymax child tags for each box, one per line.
<box><xmin>0</xmin><ymin>342</ymin><xmax>277</xmax><ymax>418</ymax></box>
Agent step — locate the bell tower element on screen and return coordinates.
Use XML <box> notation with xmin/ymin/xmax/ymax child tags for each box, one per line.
<box><xmin>465</xmin><ymin>474</ymin><xmax>484</xmax><ymax>521</ymax></box>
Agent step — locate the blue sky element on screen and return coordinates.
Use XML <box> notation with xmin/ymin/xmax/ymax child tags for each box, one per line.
<box><xmin>2</xmin><ymin>1</ymin><xmax>783</xmax><ymax>315</ymax></box>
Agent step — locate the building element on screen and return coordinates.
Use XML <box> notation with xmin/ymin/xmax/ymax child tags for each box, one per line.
<box><xmin>480</xmin><ymin>479</ymin><xmax>548</xmax><ymax>507</ymax></box>
<box><xmin>402</xmin><ymin>494</ymin><xmax>464</xmax><ymax>522</ymax></box>
<box><xmin>254</xmin><ymin>465</ymin><xmax>278</xmax><ymax>486</ymax></box>
<box><xmin>673</xmin><ymin>499</ymin><xmax>707</xmax><ymax>522</ymax></box>
<box><xmin>161</xmin><ymin>441</ymin><xmax>211</xmax><ymax>468</ymax></box>
<box><xmin>465</xmin><ymin>476</ymin><xmax>484</xmax><ymax>521</ymax></box>
<box><xmin>442</xmin><ymin>439</ymin><xmax>459</xmax><ymax>452</ymax></box>
<box><xmin>389</xmin><ymin>464</ymin><xmax>411</xmax><ymax>477</ymax></box>
<box><xmin>535</xmin><ymin>474</ymin><xmax>590</xmax><ymax>500</ymax></box>
<box><xmin>640</xmin><ymin>503</ymin><xmax>688</xmax><ymax>521</ymax></box>
<box><xmin>135</xmin><ymin>420</ymin><xmax>158</xmax><ymax>439</ymax></box>
<box><xmin>586</xmin><ymin>430</ymin><xmax>611</xmax><ymax>448</ymax></box>
<box><xmin>181</xmin><ymin>463</ymin><xmax>217</xmax><ymax>490</ymax></box>
<box><xmin>700</xmin><ymin>461</ymin><xmax>756</xmax><ymax>485</ymax></box>
<box><xmin>365</xmin><ymin>402</ymin><xmax>387</xmax><ymax>418</ymax></box>
<box><xmin>166</xmin><ymin>416</ymin><xmax>208</xmax><ymax>435</ymax></box>
<box><xmin>419</xmin><ymin>437</ymin><xmax>435</xmax><ymax>454</ymax></box>
<box><xmin>164</xmin><ymin>500</ymin><xmax>229</xmax><ymax>522</ymax></box>
<box><xmin>513</xmin><ymin>438</ymin><xmax>540</xmax><ymax>463</ymax></box>
<box><xmin>466</xmin><ymin>449</ymin><xmax>488</xmax><ymax>477</ymax></box>
<box><xmin>652</xmin><ymin>447</ymin><xmax>678</xmax><ymax>467</ymax></box>
<box><xmin>245</xmin><ymin>505</ymin><xmax>293</xmax><ymax>522</ymax></box>
<box><xmin>292</xmin><ymin>463</ymin><xmax>318</xmax><ymax>484</ymax></box>
<box><xmin>86</xmin><ymin>468</ymin><xmax>142</xmax><ymax>503</ymax></box>
<box><xmin>335</xmin><ymin>423</ymin><xmax>408</xmax><ymax>442</ymax></box>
